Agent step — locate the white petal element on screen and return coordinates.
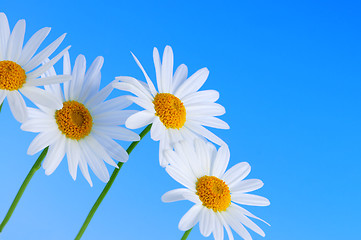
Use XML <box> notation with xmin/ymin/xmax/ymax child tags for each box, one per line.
<box><xmin>178</xmin><ymin>205</ymin><xmax>202</xmax><ymax>231</ymax></box>
<box><xmin>150</xmin><ymin>117</ymin><xmax>165</xmax><ymax>141</ymax></box>
<box><xmin>85</xmin><ymin>80</ymin><xmax>114</xmax><ymax>107</ymax></box>
<box><xmin>159</xmin><ymin>136</ymin><xmax>170</xmax><ymax>167</ymax></box>
<box><xmin>126</xmin><ymin>96</ymin><xmax>154</xmax><ymax>112</ymax></box>
<box><xmin>115</xmin><ymin>74</ymin><xmax>151</xmax><ymax>92</ymax></box>
<box><xmin>125</xmin><ymin>110</ymin><xmax>155</xmax><ymax>129</ymax></box>
<box><xmin>217</xmin><ymin>212</ymin><xmax>234</xmax><ymax>240</ymax></box>
<box><xmin>167</xmin><ymin>128</ymin><xmax>184</xmax><ymax>145</ymax></box>
<box><xmin>41</xmin><ymin>58</ymin><xmax>56</xmax><ymax>77</ymax></box>
<box><xmin>231</xmin><ymin>179</ymin><xmax>264</xmax><ymax>194</ymax></box>
<box><xmin>165</xmin><ymin>165</ymin><xmax>195</xmax><ymax>190</ymax></box>
<box><xmin>94</xmin><ymin>110</ymin><xmax>138</xmax><ymax>126</ymax></box>
<box><xmin>26</xmin><ymin>106</ymin><xmax>49</xmax><ymax>118</ymax></box>
<box><xmin>0</xmin><ymin>90</ymin><xmax>7</xmax><ymax>105</ymax></box>
<box><xmin>0</xmin><ymin>13</ymin><xmax>10</xmax><ymax>59</ymax></box>
<box><xmin>69</xmin><ymin>54</ymin><xmax>86</xmax><ymax>100</ymax></box>
<box><xmin>222</xmin><ymin>162</ymin><xmax>251</xmax><ymax>187</ymax></box>
<box><xmin>194</xmin><ymin>139</ymin><xmax>211</xmax><ymax>176</ymax></box>
<box><xmin>175</xmin><ymin>68</ymin><xmax>209</xmax><ymax>99</ymax></box>
<box><xmin>187</xmin><ymin>116</ymin><xmax>229</xmax><ymax>130</ymax></box>
<box><xmin>92</xmin><ymin>132</ymin><xmax>129</xmax><ymax>162</ymax></box>
<box><xmin>207</xmin><ymin>140</ymin><xmax>218</xmax><ymax>163</ymax></box>
<box><xmin>63</xmin><ymin>51</ymin><xmax>71</xmax><ymax>75</ymax></box>
<box><xmin>172</xmin><ymin>64</ymin><xmax>188</xmax><ymax>94</ymax></box>
<box><xmin>164</xmin><ymin>149</ymin><xmax>196</xmax><ymax>183</ymax></box>
<box><xmin>7</xmin><ymin>90</ymin><xmax>27</xmax><ymax>122</ymax></box>
<box><xmin>182</xmin><ymin>190</ymin><xmax>201</xmax><ymax>204</ymax></box>
<box><xmin>20</xmin><ymin>86</ymin><xmax>62</xmax><ymax>109</ymax></box>
<box><xmin>66</xmin><ymin>139</ymin><xmax>79</xmax><ymax>180</ymax></box>
<box><xmin>44</xmin><ymin>137</ymin><xmax>66</xmax><ymax>176</ymax></box>
<box><xmin>78</xmin><ymin>152</ymin><xmax>93</xmax><ymax>186</ymax></box>
<box><xmin>27</xmin><ymin>129</ymin><xmax>59</xmax><ymax>155</ymax></box>
<box><xmin>130</xmin><ymin>51</ymin><xmax>157</xmax><ymax>96</ymax></box>
<box><xmin>44</xmin><ymin>83</ymin><xmax>64</xmax><ymax>102</ymax></box>
<box><xmin>177</xmin><ymin>125</ymin><xmax>197</xmax><ymax>142</ymax></box>
<box><xmin>222</xmin><ymin>211</ymin><xmax>252</xmax><ymax>240</ymax></box>
<box><xmin>199</xmin><ymin>208</ymin><xmax>213</xmax><ymax>237</ymax></box>
<box><xmin>6</xmin><ymin>19</ymin><xmax>25</xmax><ymax>61</ymax></box>
<box><xmin>161</xmin><ymin>45</ymin><xmax>173</xmax><ymax>93</ymax></box>
<box><xmin>26</xmin><ymin>74</ymin><xmax>71</xmax><ymax>87</ymax></box>
<box><xmin>211</xmin><ymin>145</ymin><xmax>230</xmax><ymax>178</ymax></box>
<box><xmin>176</xmin><ymin>141</ymin><xmax>203</xmax><ymax>179</ymax></box>
<box><xmin>93</xmin><ymin>125</ymin><xmax>140</xmax><ymax>142</ymax></box>
<box><xmin>153</xmin><ymin>47</ymin><xmax>162</xmax><ymax>92</ymax></box>
<box><xmin>212</xmin><ymin>214</ymin><xmax>224</xmax><ymax>240</ymax></box>
<box><xmin>79</xmin><ymin>140</ymin><xmax>110</xmax><ymax>183</ymax></box>
<box><xmin>25</xmin><ymin>45</ymin><xmax>70</xmax><ymax>79</ymax></box>
<box><xmin>21</xmin><ymin>116</ymin><xmax>56</xmax><ymax>133</ymax></box>
<box><xmin>186</xmin><ymin>103</ymin><xmax>225</xmax><ymax>116</ymax></box>
<box><xmin>186</xmin><ymin>122</ymin><xmax>225</xmax><ymax>146</ymax></box>
<box><xmin>232</xmin><ymin>193</ymin><xmax>270</xmax><ymax>206</ymax></box>
<box><xmin>18</xmin><ymin>27</ymin><xmax>51</xmax><ymax>66</ymax></box>
<box><xmin>23</xmin><ymin>33</ymin><xmax>66</xmax><ymax>72</ymax></box>
<box><xmin>228</xmin><ymin>204</ymin><xmax>266</xmax><ymax>237</ymax></box>
<box><xmin>90</xmin><ymin>96</ymin><xmax>133</xmax><ymax>114</ymax></box>
<box><xmin>113</xmin><ymin>81</ymin><xmax>152</xmax><ymax>101</ymax></box>
<box><xmin>182</xmin><ymin>90</ymin><xmax>219</xmax><ymax>105</ymax></box>
<box><xmin>86</xmin><ymin>135</ymin><xmax>118</xmax><ymax>168</ymax></box>
<box><xmin>232</xmin><ymin>204</ymin><xmax>270</xmax><ymax>226</ymax></box>
<box><xmin>63</xmin><ymin>51</ymin><xmax>71</xmax><ymax>100</ymax></box>
<box><xmin>161</xmin><ymin>188</ymin><xmax>192</xmax><ymax>203</ymax></box>
<box><xmin>80</xmin><ymin>71</ymin><xmax>101</xmax><ymax>103</ymax></box>
<box><xmin>80</xmin><ymin>56</ymin><xmax>103</xmax><ymax>102</ymax></box>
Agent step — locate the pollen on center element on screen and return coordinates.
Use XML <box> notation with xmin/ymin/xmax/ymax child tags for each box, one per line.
<box><xmin>55</xmin><ymin>101</ymin><xmax>93</xmax><ymax>140</ymax></box>
<box><xmin>153</xmin><ymin>93</ymin><xmax>186</xmax><ymax>129</ymax></box>
<box><xmin>196</xmin><ymin>175</ymin><xmax>231</xmax><ymax>212</ymax></box>
<box><xmin>0</xmin><ymin>60</ymin><xmax>27</xmax><ymax>91</ymax></box>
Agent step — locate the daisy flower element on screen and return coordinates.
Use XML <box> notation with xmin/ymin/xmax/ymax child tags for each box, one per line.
<box><xmin>21</xmin><ymin>53</ymin><xmax>140</xmax><ymax>186</ymax></box>
<box><xmin>162</xmin><ymin>139</ymin><xmax>270</xmax><ymax>240</ymax></box>
<box><xmin>0</xmin><ymin>12</ymin><xmax>71</xmax><ymax>122</ymax></box>
<box><xmin>114</xmin><ymin>45</ymin><xmax>229</xmax><ymax>167</ymax></box>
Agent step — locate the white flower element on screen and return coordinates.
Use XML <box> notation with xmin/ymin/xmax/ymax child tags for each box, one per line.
<box><xmin>162</xmin><ymin>139</ymin><xmax>270</xmax><ymax>240</ymax></box>
<box><xmin>21</xmin><ymin>53</ymin><xmax>140</xmax><ymax>186</ymax></box>
<box><xmin>114</xmin><ymin>45</ymin><xmax>229</xmax><ymax>167</ymax></box>
<box><xmin>0</xmin><ymin>12</ymin><xmax>70</xmax><ymax>122</ymax></box>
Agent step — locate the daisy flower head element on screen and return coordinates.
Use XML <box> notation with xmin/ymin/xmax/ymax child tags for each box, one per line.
<box><xmin>114</xmin><ymin>45</ymin><xmax>229</xmax><ymax>167</ymax></box>
<box><xmin>0</xmin><ymin>12</ymin><xmax>71</xmax><ymax>122</ymax></box>
<box><xmin>162</xmin><ymin>139</ymin><xmax>270</xmax><ymax>240</ymax></box>
<box><xmin>21</xmin><ymin>53</ymin><xmax>140</xmax><ymax>186</ymax></box>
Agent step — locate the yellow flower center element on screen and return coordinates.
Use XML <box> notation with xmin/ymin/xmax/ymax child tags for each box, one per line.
<box><xmin>153</xmin><ymin>93</ymin><xmax>186</xmax><ymax>129</ymax></box>
<box><xmin>55</xmin><ymin>101</ymin><xmax>93</xmax><ymax>140</ymax></box>
<box><xmin>0</xmin><ymin>61</ymin><xmax>26</xmax><ymax>91</ymax></box>
<box><xmin>196</xmin><ymin>176</ymin><xmax>231</xmax><ymax>212</ymax></box>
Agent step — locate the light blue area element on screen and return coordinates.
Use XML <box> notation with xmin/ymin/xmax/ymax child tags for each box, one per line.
<box><xmin>0</xmin><ymin>0</ymin><xmax>361</xmax><ymax>239</ymax></box>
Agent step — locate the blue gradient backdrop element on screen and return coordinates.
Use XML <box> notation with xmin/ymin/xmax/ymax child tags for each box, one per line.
<box><xmin>0</xmin><ymin>0</ymin><xmax>360</xmax><ymax>239</ymax></box>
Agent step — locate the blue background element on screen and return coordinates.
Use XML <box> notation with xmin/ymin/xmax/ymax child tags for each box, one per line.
<box><xmin>1</xmin><ymin>0</ymin><xmax>361</xmax><ymax>239</ymax></box>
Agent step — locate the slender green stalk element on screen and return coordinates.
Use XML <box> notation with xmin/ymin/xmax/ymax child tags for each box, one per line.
<box><xmin>181</xmin><ymin>228</ymin><xmax>193</xmax><ymax>240</ymax></box>
<box><xmin>75</xmin><ymin>124</ymin><xmax>152</xmax><ymax>240</ymax></box>
<box><xmin>0</xmin><ymin>102</ymin><xmax>3</xmax><ymax>113</ymax></box>
<box><xmin>0</xmin><ymin>147</ymin><xmax>48</xmax><ymax>232</ymax></box>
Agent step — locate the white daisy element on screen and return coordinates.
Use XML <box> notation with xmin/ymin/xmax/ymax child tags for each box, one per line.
<box><xmin>0</xmin><ymin>12</ymin><xmax>71</xmax><ymax>122</ymax></box>
<box><xmin>162</xmin><ymin>139</ymin><xmax>270</xmax><ymax>240</ymax></box>
<box><xmin>21</xmin><ymin>53</ymin><xmax>140</xmax><ymax>186</ymax></box>
<box><xmin>114</xmin><ymin>45</ymin><xmax>229</xmax><ymax>167</ymax></box>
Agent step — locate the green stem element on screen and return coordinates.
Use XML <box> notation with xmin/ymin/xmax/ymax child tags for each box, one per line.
<box><xmin>75</xmin><ymin>124</ymin><xmax>152</xmax><ymax>240</ymax></box>
<box><xmin>0</xmin><ymin>147</ymin><xmax>48</xmax><ymax>233</ymax></box>
<box><xmin>0</xmin><ymin>102</ymin><xmax>3</xmax><ymax>113</ymax></box>
<box><xmin>181</xmin><ymin>228</ymin><xmax>193</xmax><ymax>240</ymax></box>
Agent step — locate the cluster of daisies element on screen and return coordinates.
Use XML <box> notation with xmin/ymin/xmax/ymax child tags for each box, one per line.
<box><xmin>0</xmin><ymin>13</ymin><xmax>269</xmax><ymax>240</ymax></box>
